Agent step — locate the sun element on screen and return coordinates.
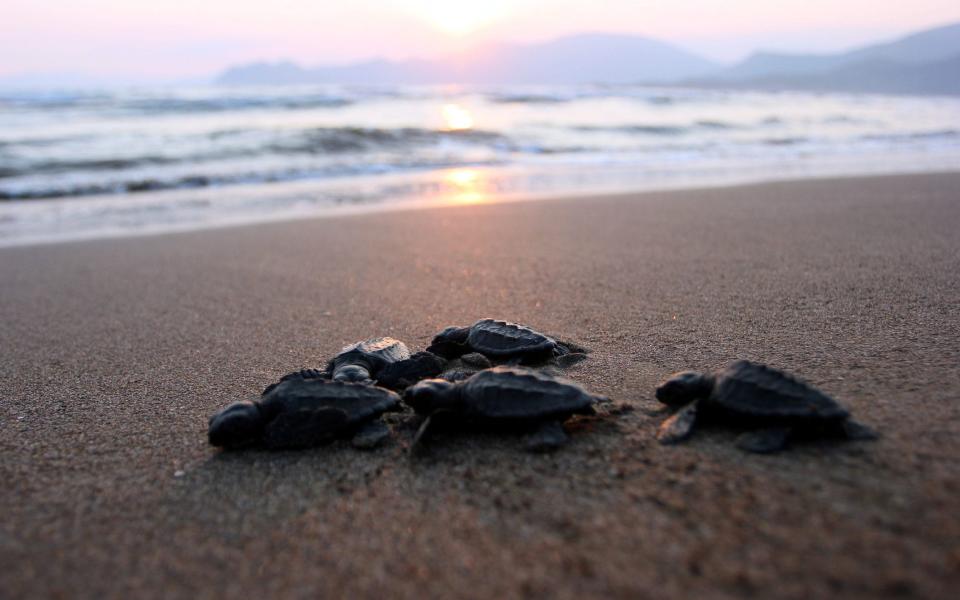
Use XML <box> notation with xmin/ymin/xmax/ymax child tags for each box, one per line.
<box><xmin>415</xmin><ymin>1</ymin><xmax>509</xmax><ymax>36</ymax></box>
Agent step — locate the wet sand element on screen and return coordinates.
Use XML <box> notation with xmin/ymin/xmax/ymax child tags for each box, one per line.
<box><xmin>2</xmin><ymin>172</ymin><xmax>959</xmax><ymax>599</ymax></box>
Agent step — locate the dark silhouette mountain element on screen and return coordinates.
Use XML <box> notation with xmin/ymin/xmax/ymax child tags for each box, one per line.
<box><xmin>217</xmin><ymin>33</ymin><xmax>719</xmax><ymax>85</ymax></box>
<box><xmin>693</xmin><ymin>22</ymin><xmax>960</xmax><ymax>94</ymax></box>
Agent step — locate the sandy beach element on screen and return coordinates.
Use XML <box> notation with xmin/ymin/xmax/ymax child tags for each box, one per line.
<box><xmin>2</xmin><ymin>172</ymin><xmax>959</xmax><ymax>599</ymax></box>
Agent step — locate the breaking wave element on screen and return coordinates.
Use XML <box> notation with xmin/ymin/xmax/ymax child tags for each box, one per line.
<box><xmin>0</xmin><ymin>157</ymin><xmax>510</xmax><ymax>200</ymax></box>
<box><xmin>2</xmin><ymin>85</ymin><xmax>959</xmax><ymax>207</ymax></box>
<box><xmin>572</xmin><ymin>120</ymin><xmax>744</xmax><ymax>135</ymax></box>
<box><xmin>0</xmin><ymin>91</ymin><xmax>355</xmax><ymax>114</ymax></box>
<box><xmin>860</xmin><ymin>129</ymin><xmax>960</xmax><ymax>142</ymax></box>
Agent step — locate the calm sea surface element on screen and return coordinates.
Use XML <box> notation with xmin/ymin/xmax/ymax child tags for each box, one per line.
<box><xmin>1</xmin><ymin>85</ymin><xmax>959</xmax><ymax>245</ymax></box>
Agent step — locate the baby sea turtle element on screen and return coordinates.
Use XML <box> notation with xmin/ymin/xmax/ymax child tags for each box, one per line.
<box><xmin>427</xmin><ymin>318</ymin><xmax>584</xmax><ymax>364</ymax></box>
<box><xmin>655</xmin><ymin>360</ymin><xmax>878</xmax><ymax>453</ymax></box>
<box><xmin>404</xmin><ymin>366</ymin><xmax>605</xmax><ymax>453</ymax></box>
<box><xmin>375</xmin><ymin>350</ymin><xmax>447</xmax><ymax>391</ymax></box>
<box><xmin>209</xmin><ymin>372</ymin><xmax>401</xmax><ymax>450</ymax></box>
<box><xmin>327</xmin><ymin>337</ymin><xmax>410</xmax><ymax>383</ymax></box>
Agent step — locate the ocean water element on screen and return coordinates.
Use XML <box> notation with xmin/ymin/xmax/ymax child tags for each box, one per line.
<box><xmin>1</xmin><ymin>85</ymin><xmax>959</xmax><ymax>246</ymax></box>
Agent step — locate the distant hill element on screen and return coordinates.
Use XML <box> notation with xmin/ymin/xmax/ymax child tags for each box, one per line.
<box><xmin>217</xmin><ymin>33</ymin><xmax>719</xmax><ymax>85</ymax></box>
<box><xmin>696</xmin><ymin>22</ymin><xmax>960</xmax><ymax>95</ymax></box>
<box><xmin>707</xmin><ymin>54</ymin><xmax>960</xmax><ymax>95</ymax></box>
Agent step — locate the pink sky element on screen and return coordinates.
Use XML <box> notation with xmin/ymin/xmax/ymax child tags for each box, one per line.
<box><xmin>3</xmin><ymin>0</ymin><xmax>960</xmax><ymax>79</ymax></box>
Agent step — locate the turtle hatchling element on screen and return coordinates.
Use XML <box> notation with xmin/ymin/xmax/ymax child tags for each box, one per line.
<box><xmin>404</xmin><ymin>366</ymin><xmax>605</xmax><ymax>453</ymax></box>
<box><xmin>654</xmin><ymin>360</ymin><xmax>878</xmax><ymax>453</ymax></box>
<box><xmin>326</xmin><ymin>337</ymin><xmax>411</xmax><ymax>384</ymax></box>
<box><xmin>426</xmin><ymin>318</ymin><xmax>585</xmax><ymax>365</ymax></box>
<box><xmin>208</xmin><ymin>372</ymin><xmax>401</xmax><ymax>450</ymax></box>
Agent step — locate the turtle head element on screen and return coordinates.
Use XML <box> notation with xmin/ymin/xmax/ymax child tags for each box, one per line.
<box><xmin>426</xmin><ymin>326</ymin><xmax>471</xmax><ymax>358</ymax></box>
<box><xmin>433</xmin><ymin>326</ymin><xmax>470</xmax><ymax>345</ymax></box>
<box><xmin>208</xmin><ymin>401</ymin><xmax>265</xmax><ymax>448</ymax></box>
<box><xmin>403</xmin><ymin>379</ymin><xmax>461</xmax><ymax>415</ymax></box>
<box><xmin>655</xmin><ymin>371</ymin><xmax>714</xmax><ymax>407</ymax></box>
<box><xmin>332</xmin><ymin>363</ymin><xmax>373</xmax><ymax>384</ymax></box>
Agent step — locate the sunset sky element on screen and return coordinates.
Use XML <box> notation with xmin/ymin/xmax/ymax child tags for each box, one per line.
<box><xmin>3</xmin><ymin>0</ymin><xmax>960</xmax><ymax>80</ymax></box>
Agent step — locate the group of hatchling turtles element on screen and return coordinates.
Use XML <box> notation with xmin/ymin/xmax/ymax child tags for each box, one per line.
<box><xmin>208</xmin><ymin>318</ymin><xmax>877</xmax><ymax>455</ymax></box>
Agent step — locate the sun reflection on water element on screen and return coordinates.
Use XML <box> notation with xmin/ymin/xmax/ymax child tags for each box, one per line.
<box><xmin>441</xmin><ymin>103</ymin><xmax>474</xmax><ymax>131</ymax></box>
<box><xmin>443</xmin><ymin>168</ymin><xmax>486</xmax><ymax>204</ymax></box>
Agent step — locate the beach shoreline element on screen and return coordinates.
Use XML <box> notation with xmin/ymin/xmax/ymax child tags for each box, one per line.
<box><xmin>5</xmin><ymin>164</ymin><xmax>960</xmax><ymax>249</ymax></box>
<box><xmin>2</xmin><ymin>172</ymin><xmax>959</xmax><ymax>599</ymax></box>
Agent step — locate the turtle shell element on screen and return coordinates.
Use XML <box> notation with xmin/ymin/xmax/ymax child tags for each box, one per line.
<box><xmin>458</xmin><ymin>366</ymin><xmax>599</xmax><ymax>422</ymax></box>
<box><xmin>261</xmin><ymin>368</ymin><xmax>329</xmax><ymax>396</ymax></box>
<box><xmin>331</xmin><ymin>337</ymin><xmax>411</xmax><ymax>374</ymax></box>
<box><xmin>465</xmin><ymin>319</ymin><xmax>557</xmax><ymax>359</ymax></box>
<box><xmin>709</xmin><ymin>360</ymin><xmax>849</xmax><ymax>422</ymax></box>
<box><xmin>259</xmin><ymin>378</ymin><xmax>401</xmax><ymax>448</ymax></box>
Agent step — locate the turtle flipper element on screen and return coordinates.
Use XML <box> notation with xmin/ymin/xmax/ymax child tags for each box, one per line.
<box><xmin>554</xmin><ymin>352</ymin><xmax>588</xmax><ymax>369</ymax></box>
<box><xmin>841</xmin><ymin>419</ymin><xmax>879</xmax><ymax>441</ymax></box>
<box><xmin>410</xmin><ymin>409</ymin><xmax>457</xmax><ymax>456</ymax></box>
<box><xmin>735</xmin><ymin>427</ymin><xmax>792</xmax><ymax>453</ymax></box>
<box><xmin>524</xmin><ymin>420</ymin><xmax>569</xmax><ymax>453</ymax></box>
<box><xmin>410</xmin><ymin>413</ymin><xmax>438</xmax><ymax>456</ymax></box>
<box><xmin>263</xmin><ymin>407</ymin><xmax>350</xmax><ymax>449</ymax></box>
<box><xmin>640</xmin><ymin>405</ymin><xmax>672</xmax><ymax>417</ymax></box>
<box><xmin>553</xmin><ymin>338</ymin><xmax>590</xmax><ymax>356</ymax></box>
<box><xmin>351</xmin><ymin>420</ymin><xmax>391</xmax><ymax>449</ymax></box>
<box><xmin>656</xmin><ymin>401</ymin><xmax>699</xmax><ymax>444</ymax></box>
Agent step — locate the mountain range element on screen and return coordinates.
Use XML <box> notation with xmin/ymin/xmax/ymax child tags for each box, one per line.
<box><xmin>695</xmin><ymin>22</ymin><xmax>960</xmax><ymax>94</ymax></box>
<box><xmin>218</xmin><ymin>34</ymin><xmax>718</xmax><ymax>86</ymax></box>
<box><xmin>218</xmin><ymin>22</ymin><xmax>960</xmax><ymax>96</ymax></box>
